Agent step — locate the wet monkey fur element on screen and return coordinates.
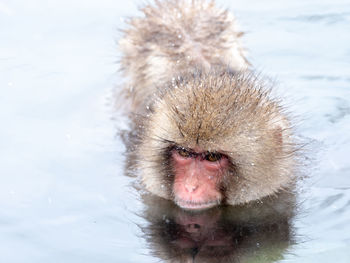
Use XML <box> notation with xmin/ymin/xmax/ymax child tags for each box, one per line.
<box><xmin>119</xmin><ymin>0</ymin><xmax>248</xmax><ymax>112</ymax></box>
<box><xmin>119</xmin><ymin>0</ymin><xmax>297</xmax><ymax>210</ymax></box>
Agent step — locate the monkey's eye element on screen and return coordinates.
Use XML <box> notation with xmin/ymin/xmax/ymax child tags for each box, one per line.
<box><xmin>205</xmin><ymin>152</ymin><xmax>222</xmax><ymax>162</ymax></box>
<box><xmin>177</xmin><ymin>148</ymin><xmax>191</xmax><ymax>158</ymax></box>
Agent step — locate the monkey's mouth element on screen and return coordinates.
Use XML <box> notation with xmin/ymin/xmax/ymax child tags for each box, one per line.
<box><xmin>175</xmin><ymin>198</ymin><xmax>220</xmax><ymax>210</ymax></box>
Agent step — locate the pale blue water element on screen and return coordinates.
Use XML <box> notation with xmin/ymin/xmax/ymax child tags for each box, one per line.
<box><xmin>0</xmin><ymin>0</ymin><xmax>349</xmax><ymax>262</ymax></box>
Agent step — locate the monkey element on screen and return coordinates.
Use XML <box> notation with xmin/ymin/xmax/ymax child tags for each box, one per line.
<box><xmin>118</xmin><ymin>0</ymin><xmax>298</xmax><ymax>210</ymax></box>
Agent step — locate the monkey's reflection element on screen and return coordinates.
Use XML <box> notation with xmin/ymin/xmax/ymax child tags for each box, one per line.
<box><xmin>140</xmin><ymin>193</ymin><xmax>295</xmax><ymax>263</ymax></box>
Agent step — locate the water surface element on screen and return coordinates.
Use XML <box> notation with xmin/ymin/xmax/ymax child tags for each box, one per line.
<box><xmin>0</xmin><ymin>0</ymin><xmax>349</xmax><ymax>262</ymax></box>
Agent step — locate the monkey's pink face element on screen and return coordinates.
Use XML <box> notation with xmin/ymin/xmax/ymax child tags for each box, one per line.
<box><xmin>172</xmin><ymin>147</ymin><xmax>229</xmax><ymax>210</ymax></box>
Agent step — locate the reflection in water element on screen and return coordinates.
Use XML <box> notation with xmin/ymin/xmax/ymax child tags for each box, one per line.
<box><xmin>139</xmin><ymin>193</ymin><xmax>295</xmax><ymax>263</ymax></box>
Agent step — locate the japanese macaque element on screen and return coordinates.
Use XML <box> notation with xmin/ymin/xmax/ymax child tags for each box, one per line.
<box><xmin>119</xmin><ymin>0</ymin><xmax>297</xmax><ymax>210</ymax></box>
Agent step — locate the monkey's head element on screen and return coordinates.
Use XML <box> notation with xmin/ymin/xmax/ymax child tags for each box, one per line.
<box><xmin>136</xmin><ymin>71</ymin><xmax>296</xmax><ymax>210</ymax></box>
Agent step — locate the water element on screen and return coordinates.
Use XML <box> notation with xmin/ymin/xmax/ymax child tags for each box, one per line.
<box><xmin>0</xmin><ymin>0</ymin><xmax>349</xmax><ymax>262</ymax></box>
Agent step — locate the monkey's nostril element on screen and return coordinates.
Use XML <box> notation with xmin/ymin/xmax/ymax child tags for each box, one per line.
<box><xmin>185</xmin><ymin>184</ymin><xmax>198</xmax><ymax>193</ymax></box>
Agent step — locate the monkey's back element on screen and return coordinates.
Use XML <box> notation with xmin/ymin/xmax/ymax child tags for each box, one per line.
<box><xmin>119</xmin><ymin>0</ymin><xmax>248</xmax><ymax>112</ymax></box>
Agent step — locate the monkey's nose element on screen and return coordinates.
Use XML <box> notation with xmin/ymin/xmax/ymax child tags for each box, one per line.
<box><xmin>185</xmin><ymin>183</ymin><xmax>198</xmax><ymax>193</ymax></box>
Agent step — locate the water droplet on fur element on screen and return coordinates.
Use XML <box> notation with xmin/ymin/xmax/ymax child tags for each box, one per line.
<box><xmin>178</xmin><ymin>34</ymin><xmax>182</xmax><ymax>39</ymax></box>
<box><xmin>251</xmin><ymin>162</ymin><xmax>255</xmax><ymax>166</ymax></box>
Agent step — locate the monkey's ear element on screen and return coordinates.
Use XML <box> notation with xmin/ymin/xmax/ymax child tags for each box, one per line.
<box><xmin>271</xmin><ymin>115</ymin><xmax>289</xmax><ymax>146</ymax></box>
<box><xmin>274</xmin><ymin>126</ymin><xmax>283</xmax><ymax>145</ymax></box>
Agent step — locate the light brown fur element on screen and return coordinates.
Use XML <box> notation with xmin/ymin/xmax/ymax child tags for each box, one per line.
<box><xmin>135</xmin><ymin>71</ymin><xmax>295</xmax><ymax>205</ymax></box>
<box><xmin>119</xmin><ymin>0</ymin><xmax>297</xmax><ymax>207</ymax></box>
<box><xmin>120</xmin><ymin>0</ymin><xmax>248</xmax><ymax>112</ymax></box>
